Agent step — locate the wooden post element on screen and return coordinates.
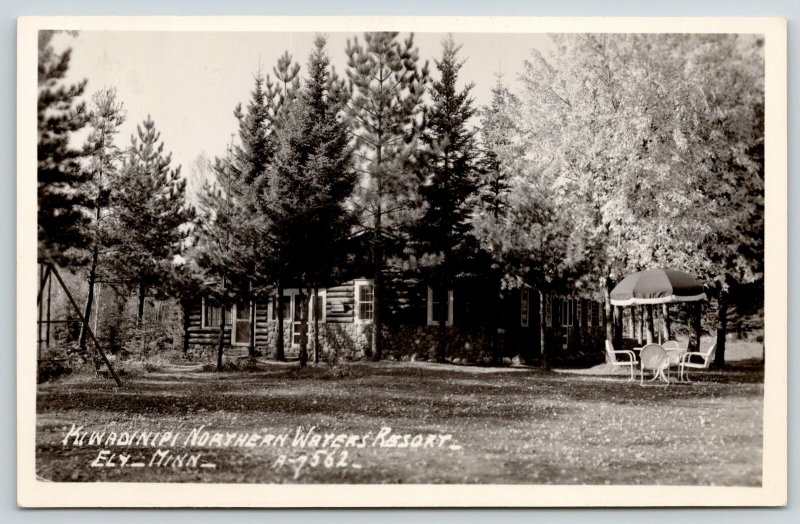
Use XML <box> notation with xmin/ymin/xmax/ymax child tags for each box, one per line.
<box><xmin>48</xmin><ymin>263</ymin><xmax>122</xmax><ymax>387</ymax></box>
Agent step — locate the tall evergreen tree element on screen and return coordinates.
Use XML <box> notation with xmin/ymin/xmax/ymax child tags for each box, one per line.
<box><xmin>111</xmin><ymin>116</ymin><xmax>194</xmax><ymax>327</ymax></box>
<box><xmin>413</xmin><ymin>36</ymin><xmax>481</xmax><ymax>363</ymax></box>
<box><xmin>344</xmin><ymin>32</ymin><xmax>429</xmax><ymax>360</ymax></box>
<box><xmin>264</xmin><ymin>36</ymin><xmax>355</xmax><ymax>367</ymax></box>
<box><xmin>472</xmin><ymin>76</ymin><xmax>521</xmax><ymax>364</ymax></box>
<box><xmin>192</xmin><ymin>150</ymin><xmax>242</xmax><ymax>371</ymax></box>
<box><xmin>37</xmin><ymin>31</ymin><xmax>90</xmax><ymax>265</ymax></box>
<box><xmin>77</xmin><ymin>87</ymin><xmax>126</xmax><ymax>352</ymax></box>
<box><xmin>229</xmin><ymin>72</ymin><xmax>278</xmax><ymax>357</ymax></box>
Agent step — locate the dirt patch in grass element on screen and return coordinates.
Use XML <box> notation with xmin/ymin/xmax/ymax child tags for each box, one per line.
<box><xmin>36</xmin><ymin>360</ymin><xmax>762</xmax><ymax>485</ymax></box>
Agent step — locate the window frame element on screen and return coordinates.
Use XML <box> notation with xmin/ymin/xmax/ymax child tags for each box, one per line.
<box><xmin>560</xmin><ymin>297</ymin><xmax>574</xmax><ymax>327</ymax></box>
<box><xmin>354</xmin><ymin>279</ymin><xmax>374</xmax><ymax>324</ymax></box>
<box><xmin>426</xmin><ymin>286</ymin><xmax>454</xmax><ymax>327</ymax></box>
<box><xmin>520</xmin><ymin>288</ymin><xmax>530</xmax><ymax>328</ymax></box>
<box><xmin>231</xmin><ymin>302</ymin><xmax>255</xmax><ymax>347</ymax></box>
<box><xmin>201</xmin><ymin>297</ymin><xmax>231</xmax><ymax>329</ymax></box>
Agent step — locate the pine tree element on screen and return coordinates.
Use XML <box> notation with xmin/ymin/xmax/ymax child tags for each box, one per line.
<box><xmin>264</xmin><ymin>36</ymin><xmax>355</xmax><ymax>367</ymax></box>
<box><xmin>477</xmin><ymin>76</ymin><xmax>519</xmax><ymax>219</ymax></box>
<box><xmin>413</xmin><ymin>36</ymin><xmax>481</xmax><ymax>363</ymax></box>
<box><xmin>473</xmin><ymin>76</ymin><xmax>522</xmax><ymax>363</ymax></box>
<box><xmin>268</xmin><ymin>52</ymin><xmax>302</xmax><ymax>362</ymax></box>
<box><xmin>110</xmin><ymin>116</ymin><xmax>194</xmax><ymax>329</ymax></box>
<box><xmin>77</xmin><ymin>87</ymin><xmax>126</xmax><ymax>352</ymax></box>
<box><xmin>229</xmin><ymin>72</ymin><xmax>278</xmax><ymax>357</ymax></box>
<box><xmin>192</xmin><ymin>152</ymin><xmax>242</xmax><ymax>371</ymax></box>
<box><xmin>344</xmin><ymin>32</ymin><xmax>429</xmax><ymax>360</ymax></box>
<box><xmin>37</xmin><ymin>31</ymin><xmax>91</xmax><ymax>265</ymax></box>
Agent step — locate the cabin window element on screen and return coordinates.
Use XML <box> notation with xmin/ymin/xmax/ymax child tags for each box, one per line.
<box><xmin>271</xmin><ymin>295</ymin><xmax>291</xmax><ymax>320</ymax></box>
<box><xmin>355</xmin><ymin>280</ymin><xmax>374</xmax><ymax>323</ymax></box>
<box><xmin>202</xmin><ymin>299</ymin><xmax>231</xmax><ymax>328</ymax></box>
<box><xmin>560</xmin><ymin>298</ymin><xmax>574</xmax><ymax>327</ymax></box>
<box><xmin>520</xmin><ymin>289</ymin><xmax>529</xmax><ymax>327</ymax></box>
<box><xmin>576</xmin><ymin>299</ymin><xmax>582</xmax><ymax>327</ymax></box>
<box><xmin>232</xmin><ymin>303</ymin><xmax>254</xmax><ymax>346</ymax></box>
<box><xmin>427</xmin><ymin>287</ymin><xmax>453</xmax><ymax>326</ymax></box>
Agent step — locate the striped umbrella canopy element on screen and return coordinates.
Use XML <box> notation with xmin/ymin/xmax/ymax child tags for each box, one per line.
<box><xmin>610</xmin><ymin>269</ymin><xmax>706</xmax><ymax>306</ymax></box>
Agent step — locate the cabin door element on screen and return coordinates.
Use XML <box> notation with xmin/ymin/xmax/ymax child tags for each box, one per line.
<box><xmin>233</xmin><ymin>303</ymin><xmax>252</xmax><ymax>345</ymax></box>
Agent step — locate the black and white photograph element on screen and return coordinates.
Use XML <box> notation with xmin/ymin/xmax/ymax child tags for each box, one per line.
<box><xmin>18</xmin><ymin>16</ymin><xmax>787</xmax><ymax>507</ymax></box>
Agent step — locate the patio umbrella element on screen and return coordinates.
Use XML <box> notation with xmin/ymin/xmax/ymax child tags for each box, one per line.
<box><xmin>609</xmin><ymin>268</ymin><xmax>706</xmax><ymax>306</ymax></box>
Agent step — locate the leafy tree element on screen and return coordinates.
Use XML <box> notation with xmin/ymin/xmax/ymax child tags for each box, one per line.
<box><xmin>344</xmin><ymin>32</ymin><xmax>429</xmax><ymax>360</ymax></box>
<box><xmin>412</xmin><ymin>36</ymin><xmax>481</xmax><ymax>363</ymax></box>
<box><xmin>264</xmin><ymin>36</ymin><xmax>355</xmax><ymax>367</ymax></box>
<box><xmin>516</xmin><ymin>34</ymin><xmax>764</xmax><ymax>362</ymax></box>
<box><xmin>110</xmin><ymin>116</ymin><xmax>194</xmax><ymax>328</ymax></box>
<box><xmin>77</xmin><ymin>88</ymin><xmax>126</xmax><ymax>352</ymax></box>
<box><xmin>37</xmin><ymin>30</ymin><xmax>90</xmax><ymax>266</ymax></box>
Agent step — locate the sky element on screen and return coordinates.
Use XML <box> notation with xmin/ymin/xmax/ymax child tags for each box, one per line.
<box><xmin>51</xmin><ymin>30</ymin><xmax>552</xmax><ymax>192</ymax></box>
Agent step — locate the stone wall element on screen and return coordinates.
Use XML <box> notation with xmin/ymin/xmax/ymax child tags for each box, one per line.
<box><xmin>186</xmin><ymin>321</ymin><xmax>492</xmax><ymax>362</ymax></box>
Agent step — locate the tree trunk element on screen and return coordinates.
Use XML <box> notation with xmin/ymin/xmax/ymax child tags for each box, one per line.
<box><xmin>313</xmin><ymin>287</ymin><xmax>320</xmax><ymax>364</ymax></box>
<box><xmin>613</xmin><ymin>305</ymin><xmax>623</xmax><ymax>350</ymax></box>
<box><xmin>372</xmin><ymin>212</ymin><xmax>383</xmax><ymax>361</ymax></box>
<box><xmin>216</xmin><ymin>304</ymin><xmax>226</xmax><ymax>372</ymax></box>
<box><xmin>638</xmin><ymin>305</ymin><xmax>644</xmax><ymax>344</ymax></box>
<box><xmin>137</xmin><ymin>280</ymin><xmax>146</xmax><ymax>327</ymax></box>
<box><xmin>629</xmin><ymin>306</ymin><xmax>636</xmax><ymax>339</ymax></box>
<box><xmin>645</xmin><ymin>304</ymin><xmax>655</xmax><ymax>344</ymax></box>
<box><xmin>714</xmin><ymin>289</ymin><xmax>728</xmax><ymax>369</ymax></box>
<box><xmin>662</xmin><ymin>303</ymin><xmax>671</xmax><ymax>341</ymax></box>
<box><xmin>298</xmin><ymin>289</ymin><xmax>309</xmax><ymax>367</ymax></box>
<box><xmin>38</xmin><ymin>264</ymin><xmax>44</xmax><ymax>359</ymax></box>
<box><xmin>276</xmin><ymin>282</ymin><xmax>285</xmax><ymax>361</ymax></box>
<box><xmin>539</xmin><ymin>290</ymin><xmax>549</xmax><ymax>371</ymax></box>
<box><xmin>248</xmin><ymin>297</ymin><xmax>257</xmax><ymax>357</ymax></box>
<box><xmin>691</xmin><ymin>301</ymin><xmax>702</xmax><ymax>352</ymax></box>
<box><xmin>603</xmin><ymin>283</ymin><xmax>613</xmax><ymax>343</ymax></box>
<box><xmin>182</xmin><ymin>299</ymin><xmax>190</xmax><ymax>355</ymax></box>
<box><xmin>46</xmin><ymin>270</ymin><xmax>52</xmax><ymax>349</ymax></box>
<box><xmin>436</xmin><ymin>285</ymin><xmax>448</xmax><ymax>364</ymax></box>
<box><xmin>490</xmin><ymin>278</ymin><xmax>501</xmax><ymax>365</ymax></box>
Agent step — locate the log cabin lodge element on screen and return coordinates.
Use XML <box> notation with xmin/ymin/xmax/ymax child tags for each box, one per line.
<box><xmin>183</xmin><ymin>278</ymin><xmax>607</xmax><ymax>363</ymax></box>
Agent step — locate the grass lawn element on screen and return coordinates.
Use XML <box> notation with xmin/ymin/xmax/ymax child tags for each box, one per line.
<box><xmin>36</xmin><ymin>338</ymin><xmax>764</xmax><ymax>486</ymax></box>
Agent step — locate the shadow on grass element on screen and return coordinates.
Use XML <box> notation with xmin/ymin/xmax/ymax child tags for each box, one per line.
<box><xmin>37</xmin><ymin>359</ymin><xmax>763</xmax><ymax>424</ymax></box>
